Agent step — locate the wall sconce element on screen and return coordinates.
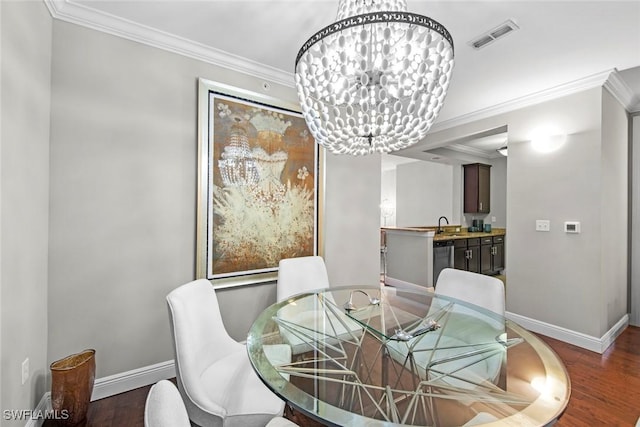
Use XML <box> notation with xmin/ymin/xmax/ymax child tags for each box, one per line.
<box><xmin>531</xmin><ymin>134</ymin><xmax>566</xmax><ymax>153</ymax></box>
<box><xmin>496</xmin><ymin>146</ymin><xmax>508</xmax><ymax>156</ymax></box>
<box><xmin>530</xmin><ymin>127</ymin><xmax>566</xmax><ymax>153</ymax></box>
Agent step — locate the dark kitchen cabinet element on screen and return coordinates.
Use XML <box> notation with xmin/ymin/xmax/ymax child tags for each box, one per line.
<box><xmin>453</xmin><ymin>235</ymin><xmax>505</xmax><ymax>276</ymax></box>
<box><xmin>454</xmin><ymin>238</ymin><xmax>480</xmax><ymax>273</ymax></box>
<box><xmin>464</xmin><ymin>163</ymin><xmax>491</xmax><ymax>213</ymax></box>
<box><xmin>481</xmin><ymin>235</ymin><xmax>505</xmax><ymax>275</ymax></box>
<box><xmin>480</xmin><ymin>237</ymin><xmax>493</xmax><ymax>274</ymax></box>
<box><xmin>492</xmin><ymin>235</ymin><xmax>505</xmax><ymax>272</ymax></box>
<box><xmin>453</xmin><ymin>241</ymin><xmax>467</xmax><ymax>270</ymax></box>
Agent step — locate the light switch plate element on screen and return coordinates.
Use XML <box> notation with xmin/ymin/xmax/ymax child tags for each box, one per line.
<box><xmin>536</xmin><ymin>220</ymin><xmax>550</xmax><ymax>232</ymax></box>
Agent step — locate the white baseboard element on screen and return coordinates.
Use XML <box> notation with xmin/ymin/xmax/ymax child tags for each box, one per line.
<box><xmin>386</xmin><ymin>280</ymin><xmax>629</xmax><ymax>353</ymax></box>
<box><xmin>29</xmin><ymin>359</ymin><xmax>176</xmax><ymax>426</ymax></box>
<box><xmin>91</xmin><ymin>359</ymin><xmax>176</xmax><ymax>401</ymax></box>
<box><xmin>506</xmin><ymin>311</ymin><xmax>629</xmax><ymax>354</ymax></box>
<box><xmin>24</xmin><ymin>393</ymin><xmax>50</xmax><ymax>427</ymax></box>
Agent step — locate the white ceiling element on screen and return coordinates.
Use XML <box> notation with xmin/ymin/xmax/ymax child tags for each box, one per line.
<box><xmin>51</xmin><ymin>0</ymin><xmax>640</xmax><ymax>158</ymax></box>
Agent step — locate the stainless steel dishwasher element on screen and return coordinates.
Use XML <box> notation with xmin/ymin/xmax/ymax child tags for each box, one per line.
<box><xmin>433</xmin><ymin>240</ymin><xmax>454</xmax><ymax>285</ymax></box>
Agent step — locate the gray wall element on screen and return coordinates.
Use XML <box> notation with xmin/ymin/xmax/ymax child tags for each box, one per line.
<box><xmin>600</xmin><ymin>89</ymin><xmax>629</xmax><ymax>331</ymax></box>
<box><xmin>422</xmin><ymin>86</ymin><xmax>628</xmax><ymax>338</ymax></box>
<box><xmin>1</xmin><ymin>2</ymin><xmax>52</xmax><ymax>425</ymax></box>
<box><xmin>47</xmin><ymin>18</ymin><xmax>380</xmax><ymax>380</ymax></box>
<box><xmin>507</xmin><ymin>91</ymin><xmax>603</xmax><ymax>336</ymax></box>
<box><xmin>323</xmin><ymin>153</ymin><xmax>381</xmax><ymax>287</ymax></box>
<box><xmin>396</xmin><ymin>161</ymin><xmax>454</xmax><ymax>226</ymax></box>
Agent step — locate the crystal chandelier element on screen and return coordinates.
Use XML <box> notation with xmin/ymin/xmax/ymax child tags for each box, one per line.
<box><xmin>218</xmin><ymin>119</ymin><xmax>260</xmax><ymax>187</ymax></box>
<box><xmin>295</xmin><ymin>0</ymin><xmax>455</xmax><ymax>155</ymax></box>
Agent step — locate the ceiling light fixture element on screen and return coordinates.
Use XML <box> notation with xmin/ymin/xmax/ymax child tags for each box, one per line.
<box><xmin>294</xmin><ymin>0</ymin><xmax>455</xmax><ymax>155</ymax></box>
<box><xmin>497</xmin><ymin>146</ymin><xmax>508</xmax><ymax>156</ymax></box>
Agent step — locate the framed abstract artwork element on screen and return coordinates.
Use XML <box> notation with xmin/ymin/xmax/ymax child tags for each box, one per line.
<box><xmin>196</xmin><ymin>78</ymin><xmax>323</xmax><ymax>287</ymax></box>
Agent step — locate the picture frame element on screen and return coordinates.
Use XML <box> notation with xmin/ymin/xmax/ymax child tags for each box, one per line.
<box><xmin>196</xmin><ymin>78</ymin><xmax>323</xmax><ymax>288</ymax></box>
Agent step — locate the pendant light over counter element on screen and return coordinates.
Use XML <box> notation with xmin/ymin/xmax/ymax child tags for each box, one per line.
<box><xmin>294</xmin><ymin>0</ymin><xmax>455</xmax><ymax>155</ymax></box>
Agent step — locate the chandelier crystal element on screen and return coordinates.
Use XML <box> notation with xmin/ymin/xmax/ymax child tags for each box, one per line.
<box><xmin>295</xmin><ymin>0</ymin><xmax>455</xmax><ymax>155</ymax></box>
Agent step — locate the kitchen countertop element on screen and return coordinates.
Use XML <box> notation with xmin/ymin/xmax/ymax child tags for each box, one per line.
<box><xmin>432</xmin><ymin>228</ymin><xmax>506</xmax><ymax>241</ymax></box>
<box><xmin>381</xmin><ymin>225</ymin><xmax>506</xmax><ymax>241</ymax></box>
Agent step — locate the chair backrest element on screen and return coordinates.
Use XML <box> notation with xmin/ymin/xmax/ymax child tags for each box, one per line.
<box><xmin>166</xmin><ymin>279</ymin><xmax>241</xmax><ymax>416</ymax></box>
<box><xmin>144</xmin><ymin>380</ymin><xmax>190</xmax><ymax>427</ymax></box>
<box><xmin>277</xmin><ymin>256</ymin><xmax>330</xmax><ymax>302</ymax></box>
<box><xmin>435</xmin><ymin>268</ymin><xmax>505</xmax><ymax>315</ymax></box>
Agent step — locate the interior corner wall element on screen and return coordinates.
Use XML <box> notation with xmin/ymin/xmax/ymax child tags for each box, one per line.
<box><xmin>600</xmin><ymin>89</ymin><xmax>628</xmax><ymax>334</ymax></box>
<box><xmin>1</xmin><ymin>1</ymin><xmax>52</xmax><ymax>425</ymax></box>
<box><xmin>632</xmin><ymin>113</ymin><xmax>640</xmax><ymax>327</ymax></box>
<box><xmin>47</xmin><ymin>19</ymin><xmax>380</xmax><ymax>380</ymax></box>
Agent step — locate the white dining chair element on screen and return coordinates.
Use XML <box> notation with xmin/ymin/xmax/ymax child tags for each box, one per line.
<box><xmin>277</xmin><ymin>255</ymin><xmax>330</xmax><ymax>302</ymax></box>
<box><xmin>430</xmin><ymin>268</ymin><xmax>506</xmax><ymax>387</ymax></box>
<box><xmin>388</xmin><ymin>268</ymin><xmax>507</xmax><ymax>391</ymax></box>
<box><xmin>144</xmin><ymin>380</ymin><xmax>190</xmax><ymax>427</ymax></box>
<box><xmin>435</xmin><ymin>268</ymin><xmax>505</xmax><ymax>316</ymax></box>
<box><xmin>276</xmin><ymin>256</ymin><xmax>362</xmax><ymax>355</ymax></box>
<box><xmin>167</xmin><ymin>279</ymin><xmax>291</xmax><ymax>427</ymax></box>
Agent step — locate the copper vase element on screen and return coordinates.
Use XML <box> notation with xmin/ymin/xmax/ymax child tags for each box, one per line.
<box><xmin>50</xmin><ymin>349</ymin><xmax>96</xmax><ymax>426</ymax></box>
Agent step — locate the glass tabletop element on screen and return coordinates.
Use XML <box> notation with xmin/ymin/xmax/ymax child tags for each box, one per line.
<box><xmin>247</xmin><ymin>285</ymin><xmax>570</xmax><ymax>427</ymax></box>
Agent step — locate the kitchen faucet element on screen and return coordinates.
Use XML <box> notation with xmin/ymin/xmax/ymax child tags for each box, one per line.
<box><xmin>437</xmin><ymin>216</ymin><xmax>449</xmax><ymax>233</ymax></box>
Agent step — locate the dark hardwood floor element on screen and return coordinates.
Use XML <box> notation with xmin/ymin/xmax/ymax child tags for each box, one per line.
<box><xmin>538</xmin><ymin>327</ymin><xmax>640</xmax><ymax>427</ymax></box>
<box><xmin>44</xmin><ymin>326</ymin><xmax>640</xmax><ymax>427</ymax></box>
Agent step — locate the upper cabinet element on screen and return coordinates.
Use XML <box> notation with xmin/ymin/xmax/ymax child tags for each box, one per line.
<box><xmin>463</xmin><ymin>163</ymin><xmax>491</xmax><ymax>214</ymax></box>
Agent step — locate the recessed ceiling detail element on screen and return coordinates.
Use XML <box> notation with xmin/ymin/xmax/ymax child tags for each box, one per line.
<box><xmin>468</xmin><ymin>19</ymin><xmax>520</xmax><ymax>50</ymax></box>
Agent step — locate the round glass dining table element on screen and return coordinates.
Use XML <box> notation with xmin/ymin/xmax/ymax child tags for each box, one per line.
<box><xmin>247</xmin><ymin>285</ymin><xmax>570</xmax><ymax>426</ymax></box>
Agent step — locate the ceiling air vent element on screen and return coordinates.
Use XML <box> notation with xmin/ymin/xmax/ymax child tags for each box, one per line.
<box><xmin>468</xmin><ymin>19</ymin><xmax>519</xmax><ymax>50</ymax></box>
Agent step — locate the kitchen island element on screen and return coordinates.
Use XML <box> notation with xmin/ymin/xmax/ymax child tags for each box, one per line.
<box><xmin>381</xmin><ymin>226</ymin><xmax>436</xmax><ymax>290</ymax></box>
<box><xmin>382</xmin><ymin>226</ymin><xmax>506</xmax><ymax>289</ymax></box>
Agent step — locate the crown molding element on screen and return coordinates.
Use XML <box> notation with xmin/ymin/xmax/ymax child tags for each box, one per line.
<box><xmin>430</xmin><ymin>70</ymin><xmax>615</xmax><ymax>133</ymax></box>
<box><xmin>446</xmin><ymin>143</ymin><xmax>501</xmax><ymax>159</ymax></box>
<box><xmin>43</xmin><ymin>0</ymin><xmax>295</xmax><ymax>88</ymax></box>
<box><xmin>43</xmin><ymin>1</ymin><xmax>639</xmax><ymax>121</ymax></box>
<box><xmin>604</xmin><ymin>69</ymin><xmax>640</xmax><ymax>113</ymax></box>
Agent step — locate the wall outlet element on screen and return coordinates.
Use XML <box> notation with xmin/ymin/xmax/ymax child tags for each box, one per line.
<box><xmin>21</xmin><ymin>358</ymin><xmax>29</xmax><ymax>385</ymax></box>
<box><xmin>491</xmin><ymin>216</ymin><xmax>496</xmax><ymax>223</ymax></box>
<box><xmin>536</xmin><ymin>220</ymin><xmax>550</xmax><ymax>232</ymax></box>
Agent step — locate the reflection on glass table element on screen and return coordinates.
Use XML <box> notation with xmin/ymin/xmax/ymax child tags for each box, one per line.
<box><xmin>247</xmin><ymin>285</ymin><xmax>570</xmax><ymax>427</ymax></box>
